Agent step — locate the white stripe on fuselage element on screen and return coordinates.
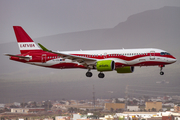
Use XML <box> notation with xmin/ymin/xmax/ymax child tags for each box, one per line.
<box><xmin>60</xmin><ymin>48</ymin><xmax>165</xmax><ymax>56</ymax></box>
<box><xmin>29</xmin><ymin>48</ymin><xmax>171</xmax><ymax>67</ymax></box>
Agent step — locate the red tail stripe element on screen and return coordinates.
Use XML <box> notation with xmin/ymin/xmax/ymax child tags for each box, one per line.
<box><xmin>13</xmin><ymin>26</ymin><xmax>33</xmax><ymax>43</ymax></box>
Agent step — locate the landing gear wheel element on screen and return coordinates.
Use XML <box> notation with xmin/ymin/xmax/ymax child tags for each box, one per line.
<box><xmin>160</xmin><ymin>71</ymin><xmax>164</xmax><ymax>75</ymax></box>
<box><xmin>86</xmin><ymin>72</ymin><xmax>92</xmax><ymax>77</ymax></box>
<box><xmin>98</xmin><ymin>73</ymin><xmax>105</xmax><ymax>78</ymax></box>
<box><xmin>159</xmin><ymin>65</ymin><xmax>165</xmax><ymax>75</ymax></box>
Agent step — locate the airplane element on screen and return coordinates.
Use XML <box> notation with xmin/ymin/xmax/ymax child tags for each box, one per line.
<box><xmin>5</xmin><ymin>26</ymin><xmax>177</xmax><ymax>78</ymax></box>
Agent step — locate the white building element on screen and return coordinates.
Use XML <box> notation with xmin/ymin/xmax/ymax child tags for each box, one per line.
<box><xmin>118</xmin><ymin>98</ymin><xmax>125</xmax><ymax>102</ymax></box>
<box><xmin>56</xmin><ymin>116</ymin><xmax>70</xmax><ymax>120</ymax></box>
<box><xmin>115</xmin><ymin>112</ymin><xmax>157</xmax><ymax>119</ymax></box>
<box><xmin>0</xmin><ymin>104</ymin><xmax>5</xmax><ymax>110</ymax></box>
<box><xmin>0</xmin><ymin>104</ymin><xmax>5</xmax><ymax>108</ymax></box>
<box><xmin>11</xmin><ymin>108</ymin><xmax>45</xmax><ymax>113</ymax></box>
<box><xmin>14</xmin><ymin>102</ymin><xmax>21</xmax><ymax>107</ymax></box>
<box><xmin>11</xmin><ymin>108</ymin><xmax>29</xmax><ymax>113</ymax></box>
<box><xmin>127</xmin><ymin>106</ymin><xmax>139</xmax><ymax>111</ymax></box>
<box><xmin>73</xmin><ymin>114</ymin><xmax>87</xmax><ymax>120</ymax></box>
<box><xmin>163</xmin><ymin>103</ymin><xmax>174</xmax><ymax>107</ymax></box>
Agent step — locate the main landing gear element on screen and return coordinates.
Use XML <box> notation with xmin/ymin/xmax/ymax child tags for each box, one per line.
<box><xmin>86</xmin><ymin>70</ymin><xmax>105</xmax><ymax>78</ymax></box>
<box><xmin>159</xmin><ymin>65</ymin><xmax>165</xmax><ymax>75</ymax></box>
<box><xmin>98</xmin><ymin>72</ymin><xmax>105</xmax><ymax>78</ymax></box>
<box><xmin>86</xmin><ymin>71</ymin><xmax>92</xmax><ymax>77</ymax></box>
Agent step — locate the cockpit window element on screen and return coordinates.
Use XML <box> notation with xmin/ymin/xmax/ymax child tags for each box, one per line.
<box><xmin>166</xmin><ymin>52</ymin><xmax>171</xmax><ymax>55</ymax></box>
<box><xmin>160</xmin><ymin>52</ymin><xmax>165</xmax><ymax>55</ymax></box>
<box><xmin>160</xmin><ymin>52</ymin><xmax>171</xmax><ymax>55</ymax></box>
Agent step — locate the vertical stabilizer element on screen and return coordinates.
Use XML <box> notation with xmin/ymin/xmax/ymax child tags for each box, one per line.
<box><xmin>13</xmin><ymin>26</ymin><xmax>42</xmax><ymax>54</ymax></box>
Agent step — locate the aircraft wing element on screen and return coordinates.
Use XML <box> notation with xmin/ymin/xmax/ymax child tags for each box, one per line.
<box><xmin>38</xmin><ymin>43</ymin><xmax>97</xmax><ymax>65</ymax></box>
<box><xmin>5</xmin><ymin>54</ymin><xmax>31</xmax><ymax>59</ymax></box>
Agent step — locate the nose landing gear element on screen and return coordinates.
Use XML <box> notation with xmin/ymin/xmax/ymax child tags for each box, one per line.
<box><xmin>159</xmin><ymin>65</ymin><xmax>165</xmax><ymax>75</ymax></box>
<box><xmin>160</xmin><ymin>71</ymin><xmax>164</xmax><ymax>75</ymax></box>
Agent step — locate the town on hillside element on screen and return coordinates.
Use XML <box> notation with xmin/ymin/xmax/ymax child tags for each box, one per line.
<box><xmin>0</xmin><ymin>95</ymin><xmax>180</xmax><ymax>120</ymax></box>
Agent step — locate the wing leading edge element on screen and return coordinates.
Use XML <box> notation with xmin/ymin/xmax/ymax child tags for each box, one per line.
<box><xmin>38</xmin><ymin>43</ymin><xmax>97</xmax><ymax>65</ymax></box>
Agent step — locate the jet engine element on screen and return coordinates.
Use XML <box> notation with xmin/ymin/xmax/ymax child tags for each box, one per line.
<box><xmin>116</xmin><ymin>66</ymin><xmax>134</xmax><ymax>73</ymax></box>
<box><xmin>96</xmin><ymin>60</ymin><xmax>115</xmax><ymax>72</ymax></box>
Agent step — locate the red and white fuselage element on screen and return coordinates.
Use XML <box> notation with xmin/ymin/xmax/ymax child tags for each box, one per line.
<box><xmin>6</xmin><ymin>26</ymin><xmax>176</xmax><ymax>78</ymax></box>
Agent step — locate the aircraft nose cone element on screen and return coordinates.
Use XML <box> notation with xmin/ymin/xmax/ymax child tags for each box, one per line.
<box><xmin>171</xmin><ymin>58</ymin><xmax>177</xmax><ymax>63</ymax></box>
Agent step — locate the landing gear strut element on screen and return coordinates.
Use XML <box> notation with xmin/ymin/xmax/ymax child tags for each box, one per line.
<box><xmin>98</xmin><ymin>72</ymin><xmax>105</xmax><ymax>78</ymax></box>
<box><xmin>85</xmin><ymin>68</ymin><xmax>105</xmax><ymax>78</ymax></box>
<box><xmin>159</xmin><ymin>65</ymin><xmax>165</xmax><ymax>75</ymax></box>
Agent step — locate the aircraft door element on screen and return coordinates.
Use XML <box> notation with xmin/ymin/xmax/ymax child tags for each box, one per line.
<box><xmin>42</xmin><ymin>54</ymin><xmax>46</xmax><ymax>63</ymax></box>
<box><xmin>150</xmin><ymin>51</ymin><xmax>155</xmax><ymax>60</ymax></box>
<box><xmin>104</xmin><ymin>53</ymin><xmax>107</xmax><ymax>58</ymax></box>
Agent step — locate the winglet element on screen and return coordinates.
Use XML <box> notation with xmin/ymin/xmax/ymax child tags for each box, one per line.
<box><xmin>38</xmin><ymin>43</ymin><xmax>51</xmax><ymax>52</ymax></box>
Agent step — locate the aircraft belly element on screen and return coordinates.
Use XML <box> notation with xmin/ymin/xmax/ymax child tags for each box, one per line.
<box><xmin>28</xmin><ymin>58</ymin><xmax>81</xmax><ymax>68</ymax></box>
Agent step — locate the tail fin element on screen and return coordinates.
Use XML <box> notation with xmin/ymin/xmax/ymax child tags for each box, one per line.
<box><xmin>13</xmin><ymin>26</ymin><xmax>42</xmax><ymax>54</ymax></box>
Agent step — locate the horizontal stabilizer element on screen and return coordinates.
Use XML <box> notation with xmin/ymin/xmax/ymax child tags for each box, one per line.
<box><xmin>5</xmin><ymin>54</ymin><xmax>31</xmax><ymax>59</ymax></box>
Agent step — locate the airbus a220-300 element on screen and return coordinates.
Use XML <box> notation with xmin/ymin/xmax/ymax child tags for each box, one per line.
<box><xmin>5</xmin><ymin>26</ymin><xmax>177</xmax><ymax>78</ymax></box>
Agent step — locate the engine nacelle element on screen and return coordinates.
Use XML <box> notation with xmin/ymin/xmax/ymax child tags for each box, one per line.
<box><xmin>116</xmin><ymin>66</ymin><xmax>134</xmax><ymax>73</ymax></box>
<box><xmin>96</xmin><ymin>60</ymin><xmax>115</xmax><ymax>72</ymax></box>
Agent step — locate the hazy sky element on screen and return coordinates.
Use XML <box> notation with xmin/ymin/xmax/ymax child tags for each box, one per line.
<box><xmin>1</xmin><ymin>0</ymin><xmax>180</xmax><ymax>44</ymax></box>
